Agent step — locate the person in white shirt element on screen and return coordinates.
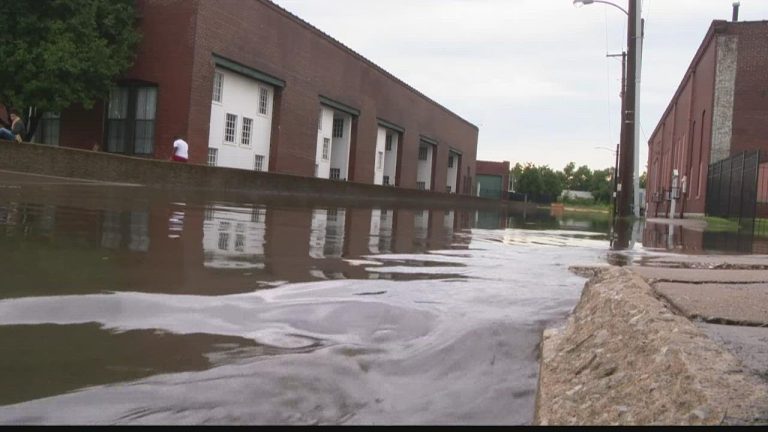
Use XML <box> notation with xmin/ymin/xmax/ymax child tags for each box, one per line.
<box><xmin>171</xmin><ymin>136</ymin><xmax>189</xmax><ymax>163</ymax></box>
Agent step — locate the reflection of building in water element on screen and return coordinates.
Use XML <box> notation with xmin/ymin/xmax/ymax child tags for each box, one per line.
<box><xmin>202</xmin><ymin>206</ymin><xmax>266</xmax><ymax>269</ymax></box>
<box><xmin>101</xmin><ymin>210</ymin><xmax>150</xmax><ymax>252</ymax></box>
<box><xmin>168</xmin><ymin>203</ymin><xmax>186</xmax><ymax>239</ymax></box>
<box><xmin>642</xmin><ymin>222</ymin><xmax>768</xmax><ymax>254</ymax></box>
<box><xmin>414</xmin><ymin>209</ymin><xmax>429</xmax><ymax>242</ymax></box>
<box><xmin>443</xmin><ymin>210</ymin><xmax>455</xmax><ymax>232</ymax></box>
<box><xmin>474</xmin><ymin>210</ymin><xmax>507</xmax><ymax>230</ymax></box>
<box><xmin>368</xmin><ymin>209</ymin><xmax>394</xmax><ymax>254</ymax></box>
<box><xmin>309</xmin><ymin>208</ymin><xmax>346</xmax><ymax>258</ymax></box>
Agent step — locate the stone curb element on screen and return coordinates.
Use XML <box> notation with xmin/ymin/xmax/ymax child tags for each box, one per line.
<box><xmin>534</xmin><ymin>266</ymin><xmax>768</xmax><ymax>425</ymax></box>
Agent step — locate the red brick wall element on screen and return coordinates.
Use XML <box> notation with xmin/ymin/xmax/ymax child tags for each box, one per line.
<box><xmin>186</xmin><ymin>0</ymin><xmax>478</xmax><ymax>190</ymax></box>
<box><xmin>647</xmin><ymin>26</ymin><xmax>717</xmax><ymax>217</ymax></box>
<box><xmin>59</xmin><ymin>0</ymin><xmax>198</xmax><ymax>158</ymax></box>
<box><xmin>731</xmin><ymin>21</ymin><xmax>768</xmax><ymax>156</ymax></box>
<box><xmin>648</xmin><ymin>21</ymin><xmax>768</xmax><ymax>217</ymax></box>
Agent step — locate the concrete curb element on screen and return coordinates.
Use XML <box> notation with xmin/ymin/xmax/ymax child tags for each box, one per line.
<box><xmin>535</xmin><ymin>267</ymin><xmax>768</xmax><ymax>425</ymax></box>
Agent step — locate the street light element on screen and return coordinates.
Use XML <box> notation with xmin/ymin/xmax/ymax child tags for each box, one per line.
<box><xmin>573</xmin><ymin>0</ymin><xmax>628</xmax><ymax>15</ymax></box>
<box><xmin>574</xmin><ymin>0</ymin><xmax>642</xmax><ymax>219</ymax></box>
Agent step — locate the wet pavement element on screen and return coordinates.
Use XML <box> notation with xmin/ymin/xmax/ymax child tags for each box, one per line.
<box><xmin>627</xmin><ymin>253</ymin><xmax>768</xmax><ymax>385</ymax></box>
<box><xmin>0</xmin><ymin>170</ymin><xmax>765</xmax><ymax>425</ymax></box>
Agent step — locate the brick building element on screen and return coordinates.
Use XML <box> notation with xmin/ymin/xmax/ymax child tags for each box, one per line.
<box><xmin>36</xmin><ymin>0</ymin><xmax>478</xmax><ymax>193</ymax></box>
<box><xmin>475</xmin><ymin>160</ymin><xmax>510</xmax><ymax>200</ymax></box>
<box><xmin>646</xmin><ymin>19</ymin><xmax>768</xmax><ymax>218</ymax></box>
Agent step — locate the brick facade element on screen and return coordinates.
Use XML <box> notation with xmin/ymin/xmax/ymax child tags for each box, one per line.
<box><xmin>647</xmin><ymin>20</ymin><xmax>768</xmax><ymax>218</ymax></box>
<box><xmin>57</xmin><ymin>0</ymin><xmax>478</xmax><ymax>192</ymax></box>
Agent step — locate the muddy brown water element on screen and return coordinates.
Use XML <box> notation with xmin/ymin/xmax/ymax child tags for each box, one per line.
<box><xmin>0</xmin><ymin>171</ymin><xmax>757</xmax><ymax>425</ymax></box>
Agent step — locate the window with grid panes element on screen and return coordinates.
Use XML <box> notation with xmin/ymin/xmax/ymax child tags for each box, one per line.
<box><xmin>322</xmin><ymin>138</ymin><xmax>330</xmax><ymax>160</ymax></box>
<box><xmin>448</xmin><ymin>156</ymin><xmax>454</xmax><ymax>168</ymax></box>
<box><xmin>254</xmin><ymin>154</ymin><xmax>265</xmax><ymax>171</ymax></box>
<box><xmin>259</xmin><ymin>87</ymin><xmax>269</xmax><ymax>115</ymax></box>
<box><xmin>385</xmin><ymin>134</ymin><xmax>392</xmax><ymax>151</ymax></box>
<box><xmin>332</xmin><ymin>118</ymin><xmax>344</xmax><ymax>138</ymax></box>
<box><xmin>241</xmin><ymin>117</ymin><xmax>253</xmax><ymax>146</ymax></box>
<box><xmin>207</xmin><ymin>148</ymin><xmax>218</xmax><ymax>166</ymax></box>
<box><xmin>418</xmin><ymin>145</ymin><xmax>428</xmax><ymax>161</ymax></box>
<box><xmin>417</xmin><ymin>181</ymin><xmax>426</xmax><ymax>190</ymax></box>
<box><xmin>224</xmin><ymin>113</ymin><xmax>237</xmax><ymax>143</ymax></box>
<box><xmin>330</xmin><ymin>168</ymin><xmax>341</xmax><ymax>180</ymax></box>
<box><xmin>106</xmin><ymin>85</ymin><xmax>157</xmax><ymax>155</ymax></box>
<box><xmin>383</xmin><ymin>176</ymin><xmax>390</xmax><ymax>186</ymax></box>
<box><xmin>212</xmin><ymin>72</ymin><xmax>223</xmax><ymax>103</ymax></box>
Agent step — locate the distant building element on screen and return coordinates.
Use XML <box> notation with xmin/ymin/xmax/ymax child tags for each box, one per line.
<box><xmin>476</xmin><ymin>160</ymin><xmax>510</xmax><ymax>200</ymax></box>
<box><xmin>29</xmin><ymin>0</ymin><xmax>478</xmax><ymax>193</ymax></box>
<box><xmin>646</xmin><ymin>19</ymin><xmax>768</xmax><ymax>218</ymax></box>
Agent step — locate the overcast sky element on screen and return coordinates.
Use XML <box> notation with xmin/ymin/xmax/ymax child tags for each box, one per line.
<box><xmin>273</xmin><ymin>0</ymin><xmax>768</xmax><ymax>172</ymax></box>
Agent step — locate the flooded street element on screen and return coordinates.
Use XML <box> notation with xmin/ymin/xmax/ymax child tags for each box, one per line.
<box><xmin>0</xmin><ymin>171</ymin><xmax>754</xmax><ymax>425</ymax></box>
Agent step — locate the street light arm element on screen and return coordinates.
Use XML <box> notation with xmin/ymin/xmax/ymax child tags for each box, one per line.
<box><xmin>573</xmin><ymin>0</ymin><xmax>629</xmax><ymax>16</ymax></box>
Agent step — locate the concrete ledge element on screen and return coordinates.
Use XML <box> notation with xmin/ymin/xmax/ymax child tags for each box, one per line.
<box><xmin>535</xmin><ymin>267</ymin><xmax>768</xmax><ymax>425</ymax></box>
<box><xmin>0</xmin><ymin>140</ymin><xmax>528</xmax><ymax>210</ymax></box>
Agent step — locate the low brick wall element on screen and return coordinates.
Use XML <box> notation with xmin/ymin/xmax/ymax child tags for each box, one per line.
<box><xmin>0</xmin><ymin>140</ymin><xmax>527</xmax><ymax>211</ymax></box>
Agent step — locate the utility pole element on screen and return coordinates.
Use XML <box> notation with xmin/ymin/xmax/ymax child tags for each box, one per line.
<box><xmin>618</xmin><ymin>0</ymin><xmax>640</xmax><ymax>219</ymax></box>
<box><xmin>607</xmin><ymin>51</ymin><xmax>626</xmax><ymax>222</ymax></box>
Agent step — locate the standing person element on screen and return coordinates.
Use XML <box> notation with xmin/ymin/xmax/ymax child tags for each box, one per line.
<box><xmin>0</xmin><ymin>109</ymin><xmax>26</xmax><ymax>143</ymax></box>
<box><xmin>171</xmin><ymin>136</ymin><xmax>189</xmax><ymax>163</ymax></box>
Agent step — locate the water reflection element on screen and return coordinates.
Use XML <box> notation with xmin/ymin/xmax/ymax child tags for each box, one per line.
<box><xmin>0</xmin><ymin>174</ymin><xmax>763</xmax><ymax>424</ymax></box>
<box><xmin>0</xmin><ymin>200</ymin><xmax>482</xmax><ymax>300</ymax></box>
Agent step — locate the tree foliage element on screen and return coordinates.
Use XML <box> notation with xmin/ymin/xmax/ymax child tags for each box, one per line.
<box><xmin>0</xmin><ymin>0</ymin><xmax>140</xmax><ymax>136</ymax></box>
<box><xmin>510</xmin><ymin>161</ymin><xmax>616</xmax><ymax>204</ymax></box>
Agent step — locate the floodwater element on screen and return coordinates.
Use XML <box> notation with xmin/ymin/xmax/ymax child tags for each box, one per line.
<box><xmin>0</xmin><ymin>171</ymin><xmax>757</xmax><ymax>425</ymax></box>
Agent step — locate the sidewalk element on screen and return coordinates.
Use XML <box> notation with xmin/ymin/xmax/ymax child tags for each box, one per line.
<box><xmin>535</xmin><ymin>254</ymin><xmax>768</xmax><ymax>425</ymax></box>
<box><xmin>629</xmin><ymin>255</ymin><xmax>768</xmax><ymax>381</ymax></box>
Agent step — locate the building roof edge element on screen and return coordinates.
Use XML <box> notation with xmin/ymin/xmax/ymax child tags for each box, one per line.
<box><xmin>258</xmin><ymin>0</ymin><xmax>479</xmax><ymax>131</ymax></box>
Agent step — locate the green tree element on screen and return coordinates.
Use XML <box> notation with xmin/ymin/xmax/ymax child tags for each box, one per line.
<box><xmin>639</xmin><ymin>171</ymin><xmax>648</xmax><ymax>189</ymax></box>
<box><xmin>590</xmin><ymin>168</ymin><xmax>613</xmax><ymax>204</ymax></box>
<box><xmin>562</xmin><ymin>162</ymin><xmax>576</xmax><ymax>189</ymax></box>
<box><xmin>572</xmin><ymin>165</ymin><xmax>593</xmax><ymax>191</ymax></box>
<box><xmin>0</xmin><ymin>0</ymin><xmax>140</xmax><ymax>137</ymax></box>
<box><xmin>514</xmin><ymin>163</ymin><xmax>564</xmax><ymax>202</ymax></box>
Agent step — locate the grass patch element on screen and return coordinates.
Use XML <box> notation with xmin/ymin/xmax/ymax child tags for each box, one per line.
<box><xmin>705</xmin><ymin>216</ymin><xmax>740</xmax><ymax>232</ymax></box>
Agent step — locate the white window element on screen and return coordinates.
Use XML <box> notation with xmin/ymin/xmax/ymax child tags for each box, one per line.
<box><xmin>207</xmin><ymin>148</ymin><xmax>218</xmax><ymax>166</ymax></box>
<box><xmin>385</xmin><ymin>134</ymin><xmax>393</xmax><ymax>151</ymax></box>
<box><xmin>259</xmin><ymin>87</ymin><xmax>269</xmax><ymax>115</ymax></box>
<box><xmin>327</xmin><ymin>208</ymin><xmax>338</xmax><ymax>222</ymax></box>
<box><xmin>235</xmin><ymin>234</ymin><xmax>245</xmax><ymax>252</ymax></box>
<box><xmin>224</xmin><ymin>113</ymin><xmax>237</xmax><ymax>143</ymax></box>
<box><xmin>241</xmin><ymin>117</ymin><xmax>253</xmax><ymax>146</ymax></box>
<box><xmin>448</xmin><ymin>156</ymin><xmax>454</xmax><ymax>168</ymax></box>
<box><xmin>417</xmin><ymin>181</ymin><xmax>426</xmax><ymax>190</ymax></box>
<box><xmin>322</xmin><ymin>138</ymin><xmax>330</xmax><ymax>160</ymax></box>
<box><xmin>212</xmin><ymin>72</ymin><xmax>223</xmax><ymax>103</ymax></box>
<box><xmin>330</xmin><ymin>168</ymin><xmax>341</xmax><ymax>180</ymax></box>
<box><xmin>383</xmin><ymin>175</ymin><xmax>390</xmax><ymax>186</ymax></box>
<box><xmin>218</xmin><ymin>232</ymin><xmax>230</xmax><ymax>251</ymax></box>
<box><xmin>332</xmin><ymin>118</ymin><xmax>344</xmax><ymax>138</ymax></box>
<box><xmin>377</xmin><ymin>151</ymin><xmax>383</xmax><ymax>170</ymax></box>
<box><xmin>418</xmin><ymin>145</ymin><xmax>428</xmax><ymax>161</ymax></box>
<box><xmin>254</xmin><ymin>154</ymin><xmax>265</xmax><ymax>171</ymax></box>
